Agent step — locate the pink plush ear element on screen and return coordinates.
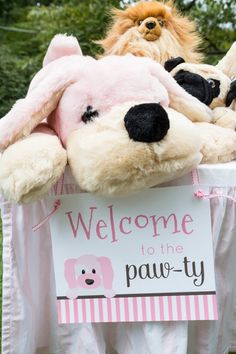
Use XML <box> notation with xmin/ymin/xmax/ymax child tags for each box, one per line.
<box><xmin>97</xmin><ymin>257</ymin><xmax>114</xmax><ymax>290</ymax></box>
<box><xmin>43</xmin><ymin>34</ymin><xmax>82</xmax><ymax>67</ymax></box>
<box><xmin>0</xmin><ymin>55</ymin><xmax>87</xmax><ymax>151</ymax></box>
<box><xmin>148</xmin><ymin>59</ymin><xmax>212</xmax><ymax>123</ymax></box>
<box><xmin>64</xmin><ymin>258</ymin><xmax>78</xmax><ymax>289</ymax></box>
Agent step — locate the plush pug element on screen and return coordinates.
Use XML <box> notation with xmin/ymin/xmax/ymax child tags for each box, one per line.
<box><xmin>0</xmin><ymin>35</ymin><xmax>235</xmax><ymax>204</ymax></box>
<box><xmin>216</xmin><ymin>41</ymin><xmax>236</xmax><ymax>112</ymax></box>
<box><xmin>164</xmin><ymin>51</ymin><xmax>236</xmax><ymax>131</ymax></box>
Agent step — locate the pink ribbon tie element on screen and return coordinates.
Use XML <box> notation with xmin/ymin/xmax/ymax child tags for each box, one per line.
<box><xmin>32</xmin><ymin>199</ymin><xmax>61</xmax><ymax>232</ymax></box>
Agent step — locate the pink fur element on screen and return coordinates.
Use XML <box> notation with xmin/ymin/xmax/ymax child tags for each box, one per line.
<box><xmin>0</xmin><ymin>42</ymin><xmax>212</xmax><ymax>151</ymax></box>
<box><xmin>43</xmin><ymin>34</ymin><xmax>82</xmax><ymax>67</ymax></box>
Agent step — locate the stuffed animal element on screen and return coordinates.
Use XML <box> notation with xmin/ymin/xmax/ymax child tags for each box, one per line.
<box><xmin>1</xmin><ymin>35</ymin><xmax>236</xmax><ymax>204</ymax></box>
<box><xmin>164</xmin><ymin>52</ymin><xmax>236</xmax><ymax>131</ymax></box>
<box><xmin>216</xmin><ymin>42</ymin><xmax>236</xmax><ymax>112</ymax></box>
<box><xmin>97</xmin><ymin>0</ymin><xmax>203</xmax><ymax>65</ymax></box>
<box><xmin>0</xmin><ymin>34</ymin><xmax>213</xmax><ymax>203</ymax></box>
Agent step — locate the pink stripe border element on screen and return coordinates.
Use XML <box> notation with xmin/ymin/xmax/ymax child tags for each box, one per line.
<box><xmin>57</xmin><ymin>294</ymin><xmax>218</xmax><ymax>324</ymax></box>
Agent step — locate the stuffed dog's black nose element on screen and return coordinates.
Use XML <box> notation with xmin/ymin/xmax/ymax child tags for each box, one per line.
<box><xmin>85</xmin><ymin>279</ymin><xmax>94</xmax><ymax>285</ymax></box>
<box><xmin>146</xmin><ymin>21</ymin><xmax>156</xmax><ymax>29</ymax></box>
<box><xmin>124</xmin><ymin>103</ymin><xmax>170</xmax><ymax>143</ymax></box>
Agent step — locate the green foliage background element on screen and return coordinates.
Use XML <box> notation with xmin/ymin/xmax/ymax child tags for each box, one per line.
<box><xmin>0</xmin><ymin>0</ymin><xmax>235</xmax><ymax>118</ymax></box>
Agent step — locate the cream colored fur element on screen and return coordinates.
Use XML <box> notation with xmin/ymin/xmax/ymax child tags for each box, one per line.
<box><xmin>169</xmin><ymin>59</ymin><xmax>236</xmax><ymax>130</ymax></box>
<box><xmin>212</xmin><ymin>107</ymin><xmax>236</xmax><ymax>130</ymax></box>
<box><xmin>195</xmin><ymin>123</ymin><xmax>236</xmax><ymax>164</ymax></box>
<box><xmin>67</xmin><ymin>102</ymin><xmax>202</xmax><ymax>196</ymax></box>
<box><xmin>216</xmin><ymin>42</ymin><xmax>236</xmax><ymax>79</ymax></box>
<box><xmin>0</xmin><ymin>133</ymin><xmax>67</xmax><ymax>203</ymax></box>
<box><xmin>170</xmin><ymin>63</ymin><xmax>231</xmax><ymax>109</ymax></box>
<box><xmin>102</xmin><ymin>27</ymin><xmax>197</xmax><ymax>65</ymax></box>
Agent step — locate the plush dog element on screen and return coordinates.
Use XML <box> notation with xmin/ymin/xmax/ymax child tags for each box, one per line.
<box><xmin>216</xmin><ymin>41</ymin><xmax>236</xmax><ymax>112</ymax></box>
<box><xmin>164</xmin><ymin>46</ymin><xmax>236</xmax><ymax>131</ymax></box>
<box><xmin>98</xmin><ymin>0</ymin><xmax>203</xmax><ymax>65</ymax></box>
<box><xmin>1</xmin><ymin>35</ymin><xmax>236</xmax><ymax>204</ymax></box>
<box><xmin>64</xmin><ymin>255</ymin><xmax>115</xmax><ymax>299</ymax></box>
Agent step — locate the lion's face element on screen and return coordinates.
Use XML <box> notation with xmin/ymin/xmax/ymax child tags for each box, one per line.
<box><xmin>116</xmin><ymin>1</ymin><xmax>172</xmax><ymax>42</ymax></box>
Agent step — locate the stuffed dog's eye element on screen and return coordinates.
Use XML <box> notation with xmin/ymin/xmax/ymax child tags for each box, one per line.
<box><xmin>92</xmin><ymin>269</ymin><xmax>96</xmax><ymax>274</ymax></box>
<box><xmin>207</xmin><ymin>79</ymin><xmax>216</xmax><ymax>88</ymax></box>
<box><xmin>82</xmin><ymin>105</ymin><xmax>99</xmax><ymax>123</ymax></box>
<box><xmin>158</xmin><ymin>19</ymin><xmax>164</xmax><ymax>27</ymax></box>
<box><xmin>82</xmin><ymin>269</ymin><xmax>86</xmax><ymax>274</ymax></box>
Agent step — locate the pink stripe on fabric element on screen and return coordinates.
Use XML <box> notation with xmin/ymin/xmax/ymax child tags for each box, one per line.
<box><xmin>98</xmin><ymin>299</ymin><xmax>104</xmax><ymax>322</ymax></box>
<box><xmin>185</xmin><ymin>296</ymin><xmax>191</xmax><ymax>320</ymax></box>
<box><xmin>115</xmin><ymin>298</ymin><xmax>121</xmax><ymax>321</ymax></box>
<box><xmin>150</xmin><ymin>297</ymin><xmax>156</xmax><ymax>321</ymax></box>
<box><xmin>56</xmin><ymin>173</ymin><xmax>65</xmax><ymax>195</ymax></box>
<box><xmin>159</xmin><ymin>296</ymin><xmax>164</xmax><ymax>321</ymax></box>
<box><xmin>194</xmin><ymin>295</ymin><xmax>200</xmax><ymax>320</ymax></box>
<box><xmin>73</xmin><ymin>299</ymin><xmax>78</xmax><ymax>323</ymax></box>
<box><xmin>176</xmin><ymin>296</ymin><xmax>182</xmax><ymax>320</ymax></box>
<box><xmin>133</xmin><ymin>297</ymin><xmax>138</xmax><ymax>321</ymax></box>
<box><xmin>168</xmin><ymin>296</ymin><xmax>173</xmax><ymax>320</ymax></box>
<box><xmin>81</xmin><ymin>299</ymin><xmax>87</xmax><ymax>322</ymax></box>
<box><xmin>57</xmin><ymin>300</ymin><xmax>62</xmax><ymax>323</ymax></box>
<box><xmin>191</xmin><ymin>169</ymin><xmax>200</xmax><ymax>185</ymax></box>
<box><xmin>124</xmin><ymin>297</ymin><xmax>129</xmax><ymax>321</ymax></box>
<box><xmin>65</xmin><ymin>300</ymin><xmax>70</xmax><ymax>323</ymax></box>
<box><xmin>203</xmin><ymin>295</ymin><xmax>209</xmax><ymax>320</ymax></box>
<box><xmin>90</xmin><ymin>299</ymin><xmax>95</xmax><ymax>322</ymax></box>
<box><xmin>107</xmin><ymin>298</ymin><xmax>112</xmax><ymax>322</ymax></box>
<box><xmin>212</xmin><ymin>295</ymin><xmax>218</xmax><ymax>320</ymax></box>
<box><xmin>141</xmin><ymin>297</ymin><xmax>147</xmax><ymax>321</ymax></box>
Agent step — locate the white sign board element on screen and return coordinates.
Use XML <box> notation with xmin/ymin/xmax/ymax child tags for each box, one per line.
<box><xmin>49</xmin><ymin>186</ymin><xmax>217</xmax><ymax>323</ymax></box>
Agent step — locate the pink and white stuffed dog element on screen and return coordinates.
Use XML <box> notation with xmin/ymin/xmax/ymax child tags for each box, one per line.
<box><xmin>1</xmin><ymin>34</ymin><xmax>234</xmax><ymax>204</ymax></box>
<box><xmin>64</xmin><ymin>255</ymin><xmax>115</xmax><ymax>299</ymax></box>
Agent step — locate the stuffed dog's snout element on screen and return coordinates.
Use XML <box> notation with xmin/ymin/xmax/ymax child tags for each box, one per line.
<box><xmin>173</xmin><ymin>70</ymin><xmax>220</xmax><ymax>106</ymax></box>
<box><xmin>124</xmin><ymin>103</ymin><xmax>170</xmax><ymax>143</ymax></box>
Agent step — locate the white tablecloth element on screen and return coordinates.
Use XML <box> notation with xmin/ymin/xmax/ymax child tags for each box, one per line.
<box><xmin>1</xmin><ymin>164</ymin><xmax>236</xmax><ymax>354</ymax></box>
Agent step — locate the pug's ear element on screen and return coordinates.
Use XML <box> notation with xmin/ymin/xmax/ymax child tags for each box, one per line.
<box><xmin>226</xmin><ymin>80</ymin><xmax>236</xmax><ymax>107</ymax></box>
<box><xmin>216</xmin><ymin>42</ymin><xmax>236</xmax><ymax>79</ymax></box>
<box><xmin>164</xmin><ymin>57</ymin><xmax>185</xmax><ymax>72</ymax></box>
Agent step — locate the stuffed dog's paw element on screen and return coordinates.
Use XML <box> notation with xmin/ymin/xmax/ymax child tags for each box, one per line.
<box><xmin>0</xmin><ymin>134</ymin><xmax>67</xmax><ymax>203</ymax></box>
<box><xmin>212</xmin><ymin>107</ymin><xmax>236</xmax><ymax>130</ymax></box>
<box><xmin>195</xmin><ymin>122</ymin><xmax>236</xmax><ymax>163</ymax></box>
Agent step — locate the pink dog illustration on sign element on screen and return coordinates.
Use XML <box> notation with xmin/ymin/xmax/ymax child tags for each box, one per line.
<box><xmin>64</xmin><ymin>255</ymin><xmax>115</xmax><ymax>299</ymax></box>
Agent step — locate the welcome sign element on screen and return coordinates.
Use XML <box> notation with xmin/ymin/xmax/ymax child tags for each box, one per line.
<box><xmin>49</xmin><ymin>186</ymin><xmax>217</xmax><ymax>323</ymax></box>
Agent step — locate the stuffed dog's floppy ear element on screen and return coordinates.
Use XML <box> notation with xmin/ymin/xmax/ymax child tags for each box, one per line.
<box><xmin>226</xmin><ymin>80</ymin><xmax>236</xmax><ymax>107</ymax></box>
<box><xmin>0</xmin><ymin>55</ymin><xmax>86</xmax><ymax>151</ymax></box>
<box><xmin>149</xmin><ymin>60</ymin><xmax>212</xmax><ymax>123</ymax></box>
<box><xmin>64</xmin><ymin>258</ymin><xmax>78</xmax><ymax>289</ymax></box>
<box><xmin>97</xmin><ymin>257</ymin><xmax>114</xmax><ymax>290</ymax></box>
<box><xmin>164</xmin><ymin>57</ymin><xmax>185</xmax><ymax>72</ymax></box>
<box><xmin>43</xmin><ymin>34</ymin><xmax>82</xmax><ymax>67</ymax></box>
<box><xmin>216</xmin><ymin>42</ymin><xmax>236</xmax><ymax>79</ymax></box>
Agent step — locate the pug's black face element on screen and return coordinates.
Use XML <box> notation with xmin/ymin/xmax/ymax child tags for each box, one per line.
<box><xmin>173</xmin><ymin>70</ymin><xmax>220</xmax><ymax>106</ymax></box>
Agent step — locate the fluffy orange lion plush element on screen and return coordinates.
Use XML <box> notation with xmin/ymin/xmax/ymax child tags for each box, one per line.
<box><xmin>98</xmin><ymin>0</ymin><xmax>203</xmax><ymax>65</ymax></box>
